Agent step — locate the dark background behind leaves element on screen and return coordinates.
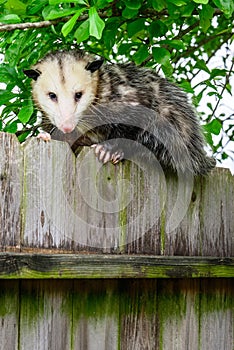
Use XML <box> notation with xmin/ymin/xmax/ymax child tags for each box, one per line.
<box><xmin>0</xmin><ymin>0</ymin><xmax>233</xmax><ymax>165</ymax></box>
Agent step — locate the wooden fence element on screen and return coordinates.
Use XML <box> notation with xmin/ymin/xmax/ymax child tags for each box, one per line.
<box><xmin>0</xmin><ymin>132</ymin><xmax>233</xmax><ymax>349</ymax></box>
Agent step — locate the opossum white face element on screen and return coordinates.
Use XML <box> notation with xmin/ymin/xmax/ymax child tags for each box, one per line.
<box><xmin>24</xmin><ymin>52</ymin><xmax>103</xmax><ymax>133</ymax></box>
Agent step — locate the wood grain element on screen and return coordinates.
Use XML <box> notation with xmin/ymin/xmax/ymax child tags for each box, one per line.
<box><xmin>0</xmin><ymin>133</ymin><xmax>233</xmax><ymax>256</ymax></box>
<box><xmin>0</xmin><ymin>253</ymin><xmax>232</xmax><ymax>279</ymax></box>
<box><xmin>0</xmin><ymin>133</ymin><xmax>22</xmax><ymax>250</ymax></box>
<box><xmin>19</xmin><ymin>280</ymin><xmax>72</xmax><ymax>350</ymax></box>
<box><xmin>0</xmin><ymin>133</ymin><xmax>233</xmax><ymax>348</ymax></box>
<box><xmin>0</xmin><ymin>280</ymin><xmax>19</xmax><ymax>350</ymax></box>
<box><xmin>0</xmin><ymin>279</ymin><xmax>232</xmax><ymax>349</ymax></box>
<box><xmin>22</xmin><ymin>138</ymin><xmax>76</xmax><ymax>250</ymax></box>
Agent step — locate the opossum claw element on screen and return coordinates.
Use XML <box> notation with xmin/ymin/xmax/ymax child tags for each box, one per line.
<box><xmin>91</xmin><ymin>142</ymin><xmax>124</xmax><ymax>164</ymax></box>
<box><xmin>111</xmin><ymin>151</ymin><xmax>124</xmax><ymax>164</ymax></box>
<box><xmin>37</xmin><ymin>132</ymin><xmax>51</xmax><ymax>142</ymax></box>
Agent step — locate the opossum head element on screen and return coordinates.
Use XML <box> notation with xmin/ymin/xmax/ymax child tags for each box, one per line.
<box><xmin>24</xmin><ymin>51</ymin><xmax>104</xmax><ymax>133</ymax></box>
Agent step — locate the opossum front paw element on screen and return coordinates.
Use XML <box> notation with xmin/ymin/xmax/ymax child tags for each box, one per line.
<box><xmin>91</xmin><ymin>142</ymin><xmax>124</xmax><ymax>164</ymax></box>
<box><xmin>37</xmin><ymin>132</ymin><xmax>51</xmax><ymax>142</ymax></box>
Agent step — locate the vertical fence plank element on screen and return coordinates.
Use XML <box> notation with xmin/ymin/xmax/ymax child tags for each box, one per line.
<box><xmin>19</xmin><ymin>280</ymin><xmax>73</xmax><ymax>350</ymax></box>
<box><xmin>163</xmin><ymin>174</ymin><xmax>201</xmax><ymax>256</ymax></box>
<box><xmin>72</xmin><ymin>280</ymin><xmax>119</xmax><ymax>350</ymax></box>
<box><xmin>199</xmin><ymin>279</ymin><xmax>234</xmax><ymax>350</ymax></box>
<box><xmin>0</xmin><ymin>133</ymin><xmax>22</xmax><ymax>250</ymax></box>
<box><xmin>22</xmin><ymin>139</ymin><xmax>76</xmax><ymax>251</ymax></box>
<box><xmin>199</xmin><ymin>169</ymin><xmax>234</xmax><ymax>257</ymax></box>
<box><xmin>158</xmin><ymin>279</ymin><xmax>200</xmax><ymax>350</ymax></box>
<box><xmin>73</xmin><ymin>149</ymin><xmax>165</xmax><ymax>253</ymax></box>
<box><xmin>0</xmin><ymin>280</ymin><xmax>19</xmax><ymax>350</ymax></box>
<box><xmin>120</xmin><ymin>280</ymin><xmax>159</xmax><ymax>350</ymax></box>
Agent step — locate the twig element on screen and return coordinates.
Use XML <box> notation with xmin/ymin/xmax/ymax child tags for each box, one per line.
<box><xmin>173</xmin><ymin>21</ymin><xmax>200</xmax><ymax>41</ymax></box>
<box><xmin>209</xmin><ymin>58</ymin><xmax>234</xmax><ymax>120</ymax></box>
<box><xmin>173</xmin><ymin>32</ymin><xmax>233</xmax><ymax>64</ymax></box>
<box><xmin>186</xmin><ymin>35</ymin><xmax>232</xmax><ymax>84</ymax></box>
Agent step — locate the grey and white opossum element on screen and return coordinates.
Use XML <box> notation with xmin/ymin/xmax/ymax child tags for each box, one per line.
<box><xmin>24</xmin><ymin>50</ymin><xmax>216</xmax><ymax>175</ymax></box>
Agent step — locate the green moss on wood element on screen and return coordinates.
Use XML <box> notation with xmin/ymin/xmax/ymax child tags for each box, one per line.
<box><xmin>0</xmin><ymin>254</ymin><xmax>233</xmax><ymax>279</ymax></box>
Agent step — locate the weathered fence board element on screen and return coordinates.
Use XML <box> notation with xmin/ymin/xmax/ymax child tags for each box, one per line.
<box><xmin>0</xmin><ymin>133</ymin><xmax>22</xmax><ymax>250</ymax></box>
<box><xmin>0</xmin><ymin>130</ymin><xmax>233</xmax><ymax>349</ymax></box>
<box><xmin>199</xmin><ymin>279</ymin><xmax>233</xmax><ymax>350</ymax></box>
<box><xmin>0</xmin><ymin>279</ymin><xmax>232</xmax><ymax>350</ymax></box>
<box><xmin>19</xmin><ymin>280</ymin><xmax>72</xmax><ymax>350</ymax></box>
<box><xmin>0</xmin><ymin>254</ymin><xmax>232</xmax><ymax>279</ymax></box>
<box><xmin>0</xmin><ymin>132</ymin><xmax>233</xmax><ymax>257</ymax></box>
<box><xmin>0</xmin><ymin>280</ymin><xmax>19</xmax><ymax>350</ymax></box>
<box><xmin>23</xmin><ymin>139</ymin><xmax>76</xmax><ymax>250</ymax></box>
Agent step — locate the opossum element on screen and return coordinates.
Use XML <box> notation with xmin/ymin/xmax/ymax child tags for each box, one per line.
<box><xmin>24</xmin><ymin>50</ymin><xmax>216</xmax><ymax>175</ymax></box>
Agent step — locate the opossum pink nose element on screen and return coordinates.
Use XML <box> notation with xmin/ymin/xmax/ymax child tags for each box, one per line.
<box><xmin>59</xmin><ymin>124</ymin><xmax>75</xmax><ymax>134</ymax></box>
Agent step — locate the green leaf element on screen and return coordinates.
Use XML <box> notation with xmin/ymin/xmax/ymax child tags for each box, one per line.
<box><xmin>221</xmin><ymin>152</ymin><xmax>228</xmax><ymax>160</ymax></box>
<box><xmin>212</xmin><ymin>0</ymin><xmax>234</xmax><ymax>17</ymax></box>
<box><xmin>18</xmin><ymin>103</ymin><xmax>34</xmax><ymax>123</ymax></box>
<box><xmin>74</xmin><ymin>19</ymin><xmax>90</xmax><ymax>43</ymax></box>
<box><xmin>0</xmin><ymin>66</ymin><xmax>18</xmax><ymax>83</ymax></box>
<box><xmin>132</xmin><ymin>45</ymin><xmax>149</xmax><ymax>65</ymax></box>
<box><xmin>27</xmin><ymin>0</ymin><xmax>48</xmax><ymax>15</ymax></box>
<box><xmin>124</xmin><ymin>0</ymin><xmax>142</xmax><ymax>10</ymax></box>
<box><xmin>167</xmin><ymin>0</ymin><xmax>188</xmax><ymax>6</ymax></box>
<box><xmin>226</xmin><ymin>83</ymin><xmax>232</xmax><ymax>95</ymax></box>
<box><xmin>204</xmin><ymin>119</ymin><xmax>222</xmax><ymax>135</ymax></box>
<box><xmin>0</xmin><ymin>14</ymin><xmax>21</xmax><ymax>24</ymax></box>
<box><xmin>152</xmin><ymin>47</ymin><xmax>171</xmax><ymax>65</ymax></box>
<box><xmin>103</xmin><ymin>20</ymin><xmax>119</xmax><ymax>51</ymax></box>
<box><xmin>127</xmin><ymin>18</ymin><xmax>146</xmax><ymax>37</ymax></box>
<box><xmin>204</xmin><ymin>131</ymin><xmax>213</xmax><ymax>147</ymax></box>
<box><xmin>193</xmin><ymin>0</ymin><xmax>209</xmax><ymax>4</ymax></box>
<box><xmin>117</xmin><ymin>43</ymin><xmax>133</xmax><ymax>55</ymax></box>
<box><xmin>210</xmin><ymin>68</ymin><xmax>227</xmax><ymax>79</ymax></box>
<box><xmin>199</xmin><ymin>4</ymin><xmax>214</xmax><ymax>33</ymax></box>
<box><xmin>149</xmin><ymin>20</ymin><xmax>168</xmax><ymax>41</ymax></box>
<box><xmin>89</xmin><ymin>7</ymin><xmax>105</xmax><ymax>39</ymax></box>
<box><xmin>194</xmin><ymin>59</ymin><xmax>210</xmax><ymax>74</ymax></box>
<box><xmin>0</xmin><ymin>90</ymin><xmax>16</xmax><ymax>105</ymax></box>
<box><xmin>93</xmin><ymin>0</ymin><xmax>113</xmax><ymax>9</ymax></box>
<box><xmin>17</xmin><ymin>130</ymin><xmax>32</xmax><ymax>143</ymax></box>
<box><xmin>42</xmin><ymin>6</ymin><xmax>77</xmax><ymax>20</ymax></box>
<box><xmin>179</xmin><ymin>81</ymin><xmax>194</xmax><ymax>94</ymax></box>
<box><xmin>49</xmin><ymin>0</ymin><xmax>87</xmax><ymax>4</ymax></box>
<box><xmin>62</xmin><ymin>9</ymin><xmax>85</xmax><ymax>37</ymax></box>
<box><xmin>4</xmin><ymin>121</ymin><xmax>18</xmax><ymax>134</ymax></box>
<box><xmin>4</xmin><ymin>0</ymin><xmax>27</xmax><ymax>15</ymax></box>
<box><xmin>150</xmin><ymin>0</ymin><xmax>167</xmax><ymax>11</ymax></box>
<box><xmin>122</xmin><ymin>6</ymin><xmax>138</xmax><ymax>18</ymax></box>
<box><xmin>180</xmin><ymin>2</ymin><xmax>195</xmax><ymax>16</ymax></box>
<box><xmin>160</xmin><ymin>39</ymin><xmax>185</xmax><ymax>50</ymax></box>
<box><xmin>161</xmin><ymin>60</ymin><xmax>174</xmax><ymax>76</ymax></box>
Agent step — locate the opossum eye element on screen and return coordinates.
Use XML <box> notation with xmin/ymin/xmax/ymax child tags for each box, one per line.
<box><xmin>48</xmin><ymin>92</ymin><xmax>57</xmax><ymax>102</ymax></box>
<box><xmin>75</xmin><ymin>92</ymin><xmax>83</xmax><ymax>101</ymax></box>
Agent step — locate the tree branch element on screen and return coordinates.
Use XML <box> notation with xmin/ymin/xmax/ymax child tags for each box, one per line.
<box><xmin>173</xmin><ymin>32</ymin><xmax>233</xmax><ymax>64</ymax></box>
<box><xmin>0</xmin><ymin>8</ymin><xmax>224</xmax><ymax>32</ymax></box>
<box><xmin>0</xmin><ymin>16</ymin><xmax>81</xmax><ymax>32</ymax></box>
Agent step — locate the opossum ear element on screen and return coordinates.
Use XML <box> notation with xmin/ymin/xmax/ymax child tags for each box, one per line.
<box><xmin>85</xmin><ymin>59</ymin><xmax>104</xmax><ymax>73</ymax></box>
<box><xmin>23</xmin><ymin>69</ymin><xmax>41</xmax><ymax>81</ymax></box>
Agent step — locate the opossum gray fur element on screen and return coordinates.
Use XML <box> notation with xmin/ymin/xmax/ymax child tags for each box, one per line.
<box><xmin>24</xmin><ymin>50</ymin><xmax>216</xmax><ymax>175</ymax></box>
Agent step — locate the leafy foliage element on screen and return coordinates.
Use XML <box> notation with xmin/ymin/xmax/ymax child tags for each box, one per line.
<box><xmin>0</xmin><ymin>0</ymin><xmax>233</xmax><ymax>161</ymax></box>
